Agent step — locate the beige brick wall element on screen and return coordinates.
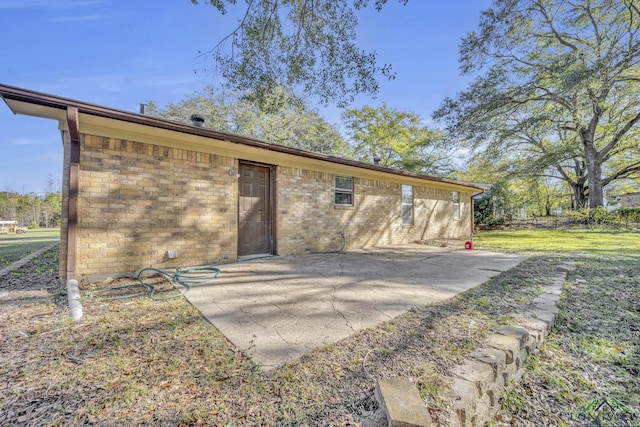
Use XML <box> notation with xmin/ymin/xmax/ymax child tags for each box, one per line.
<box><xmin>74</xmin><ymin>134</ymin><xmax>238</xmax><ymax>277</ymax></box>
<box><xmin>276</xmin><ymin>167</ymin><xmax>472</xmax><ymax>255</ymax></box>
<box><xmin>621</xmin><ymin>193</ymin><xmax>640</xmax><ymax>208</ymax></box>
<box><xmin>61</xmin><ymin>133</ymin><xmax>472</xmax><ymax>278</ymax></box>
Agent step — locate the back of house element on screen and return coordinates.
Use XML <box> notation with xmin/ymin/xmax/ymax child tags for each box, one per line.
<box><xmin>0</xmin><ymin>84</ymin><xmax>483</xmax><ymax>281</ymax></box>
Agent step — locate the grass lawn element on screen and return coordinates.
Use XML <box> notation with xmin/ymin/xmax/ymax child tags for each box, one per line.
<box><xmin>476</xmin><ymin>229</ymin><xmax>640</xmax><ymax>426</ymax></box>
<box><xmin>0</xmin><ymin>228</ymin><xmax>60</xmax><ymax>269</ymax></box>
<box><xmin>1</xmin><ymin>228</ymin><xmax>639</xmax><ymax>425</ymax></box>
<box><xmin>473</xmin><ymin>228</ymin><xmax>639</xmax><ymax>257</ymax></box>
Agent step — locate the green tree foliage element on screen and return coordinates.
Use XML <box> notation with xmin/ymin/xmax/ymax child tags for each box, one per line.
<box><xmin>0</xmin><ymin>191</ymin><xmax>61</xmax><ymax>228</ymax></box>
<box><xmin>435</xmin><ymin>0</ymin><xmax>640</xmax><ymax>208</ymax></box>
<box><xmin>192</xmin><ymin>0</ymin><xmax>408</xmax><ymax>107</ymax></box>
<box><xmin>474</xmin><ymin>180</ymin><xmax>527</xmax><ymax>226</ymax></box>
<box><xmin>342</xmin><ymin>103</ymin><xmax>456</xmax><ymax>175</ymax></box>
<box><xmin>451</xmin><ymin>155</ymin><xmax>505</xmax><ymax>184</ymax></box>
<box><xmin>146</xmin><ymin>86</ymin><xmax>349</xmax><ymax>155</ymax></box>
<box><xmin>44</xmin><ymin>193</ymin><xmax>63</xmax><ymax>228</ymax></box>
<box><xmin>527</xmin><ymin>176</ymin><xmax>568</xmax><ymax>216</ymax></box>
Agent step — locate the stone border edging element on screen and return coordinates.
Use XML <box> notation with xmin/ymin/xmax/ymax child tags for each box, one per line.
<box><xmin>0</xmin><ymin>242</ymin><xmax>60</xmax><ymax>278</ymax></box>
<box><xmin>373</xmin><ymin>262</ymin><xmax>575</xmax><ymax>427</ymax></box>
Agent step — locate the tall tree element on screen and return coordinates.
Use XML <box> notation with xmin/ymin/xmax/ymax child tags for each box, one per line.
<box><xmin>435</xmin><ymin>0</ymin><xmax>640</xmax><ymax>208</ymax></box>
<box><xmin>146</xmin><ymin>86</ymin><xmax>349</xmax><ymax>155</ymax></box>
<box><xmin>0</xmin><ymin>190</ymin><xmax>62</xmax><ymax>228</ymax></box>
<box><xmin>527</xmin><ymin>176</ymin><xmax>568</xmax><ymax>216</ymax></box>
<box><xmin>192</xmin><ymin>0</ymin><xmax>407</xmax><ymax>107</ymax></box>
<box><xmin>451</xmin><ymin>154</ymin><xmax>506</xmax><ymax>184</ymax></box>
<box><xmin>342</xmin><ymin>103</ymin><xmax>455</xmax><ymax>175</ymax></box>
<box><xmin>486</xmin><ymin>110</ymin><xmax>590</xmax><ymax>208</ymax></box>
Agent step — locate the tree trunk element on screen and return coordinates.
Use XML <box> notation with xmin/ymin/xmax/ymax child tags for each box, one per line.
<box><xmin>576</xmin><ymin>185</ymin><xmax>588</xmax><ymax>209</ymax></box>
<box><xmin>584</xmin><ymin>144</ymin><xmax>604</xmax><ymax>208</ymax></box>
<box><xmin>579</xmin><ymin>122</ymin><xmax>605</xmax><ymax>208</ymax></box>
<box><xmin>564</xmin><ymin>178</ymin><xmax>587</xmax><ymax>210</ymax></box>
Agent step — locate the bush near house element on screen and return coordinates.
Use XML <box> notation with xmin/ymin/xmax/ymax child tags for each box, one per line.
<box><xmin>477</xmin><ymin>206</ymin><xmax>640</xmax><ymax>231</ymax></box>
<box><xmin>554</xmin><ymin>207</ymin><xmax>640</xmax><ymax>230</ymax></box>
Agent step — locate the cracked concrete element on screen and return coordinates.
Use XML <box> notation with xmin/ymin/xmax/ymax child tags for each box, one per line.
<box><xmin>183</xmin><ymin>244</ymin><xmax>526</xmax><ymax>369</ymax></box>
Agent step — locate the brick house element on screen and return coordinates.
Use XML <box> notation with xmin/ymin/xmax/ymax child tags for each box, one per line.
<box><xmin>620</xmin><ymin>192</ymin><xmax>640</xmax><ymax>208</ymax></box>
<box><xmin>1</xmin><ymin>84</ymin><xmax>483</xmax><ymax>281</ymax></box>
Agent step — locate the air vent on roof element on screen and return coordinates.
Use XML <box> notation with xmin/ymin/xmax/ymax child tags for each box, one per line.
<box><xmin>190</xmin><ymin>114</ymin><xmax>205</xmax><ymax>127</ymax></box>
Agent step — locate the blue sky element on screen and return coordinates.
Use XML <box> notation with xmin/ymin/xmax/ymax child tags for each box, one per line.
<box><xmin>0</xmin><ymin>0</ymin><xmax>492</xmax><ymax>194</ymax></box>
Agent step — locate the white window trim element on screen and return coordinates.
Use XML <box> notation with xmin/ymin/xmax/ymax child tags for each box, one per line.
<box><xmin>402</xmin><ymin>184</ymin><xmax>413</xmax><ymax>225</ymax></box>
<box><xmin>453</xmin><ymin>191</ymin><xmax>460</xmax><ymax>219</ymax></box>
<box><xmin>334</xmin><ymin>176</ymin><xmax>354</xmax><ymax>206</ymax></box>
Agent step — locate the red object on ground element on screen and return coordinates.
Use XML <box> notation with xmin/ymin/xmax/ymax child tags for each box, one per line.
<box><xmin>464</xmin><ymin>241</ymin><xmax>474</xmax><ymax>250</ymax></box>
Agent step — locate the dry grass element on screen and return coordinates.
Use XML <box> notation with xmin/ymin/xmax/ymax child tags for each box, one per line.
<box><xmin>0</xmin><ymin>247</ymin><xmax>567</xmax><ymax>426</ymax></box>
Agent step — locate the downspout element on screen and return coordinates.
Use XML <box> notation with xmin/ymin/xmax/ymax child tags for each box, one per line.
<box><xmin>65</xmin><ymin>106</ymin><xmax>83</xmax><ymax>320</ymax></box>
<box><xmin>66</xmin><ymin>106</ymin><xmax>80</xmax><ymax>280</ymax></box>
<box><xmin>471</xmin><ymin>188</ymin><xmax>485</xmax><ymax>235</ymax></box>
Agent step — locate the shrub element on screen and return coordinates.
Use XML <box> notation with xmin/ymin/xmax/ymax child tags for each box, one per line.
<box><xmin>611</xmin><ymin>207</ymin><xmax>640</xmax><ymax>228</ymax></box>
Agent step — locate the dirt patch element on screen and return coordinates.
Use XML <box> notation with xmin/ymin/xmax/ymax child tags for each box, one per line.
<box><xmin>0</xmin><ymin>242</ymin><xmax>58</xmax><ymax>271</ymax></box>
<box><xmin>1</xmin><ymin>247</ymin><xmax>616</xmax><ymax>426</ymax></box>
<box><xmin>0</xmin><ymin>248</ymin><xmax>63</xmax><ymax>306</ymax></box>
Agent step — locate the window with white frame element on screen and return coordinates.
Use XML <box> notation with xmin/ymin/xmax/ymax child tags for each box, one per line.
<box><xmin>452</xmin><ymin>191</ymin><xmax>460</xmax><ymax>219</ymax></box>
<box><xmin>334</xmin><ymin>176</ymin><xmax>353</xmax><ymax>206</ymax></box>
<box><xmin>402</xmin><ymin>185</ymin><xmax>413</xmax><ymax>225</ymax></box>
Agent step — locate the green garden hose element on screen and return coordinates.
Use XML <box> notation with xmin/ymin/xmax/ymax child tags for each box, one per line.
<box><xmin>88</xmin><ymin>265</ymin><xmax>221</xmax><ymax>301</ymax></box>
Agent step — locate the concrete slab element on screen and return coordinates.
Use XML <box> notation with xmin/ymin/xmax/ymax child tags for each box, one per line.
<box><xmin>184</xmin><ymin>244</ymin><xmax>526</xmax><ymax>369</ymax></box>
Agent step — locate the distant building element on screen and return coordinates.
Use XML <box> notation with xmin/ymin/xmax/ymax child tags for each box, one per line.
<box><xmin>620</xmin><ymin>192</ymin><xmax>640</xmax><ymax>208</ymax></box>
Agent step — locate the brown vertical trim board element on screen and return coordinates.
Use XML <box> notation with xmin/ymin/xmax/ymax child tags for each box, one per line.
<box><xmin>66</xmin><ymin>107</ymin><xmax>80</xmax><ymax>280</ymax></box>
<box><xmin>270</xmin><ymin>164</ymin><xmax>277</xmax><ymax>255</ymax></box>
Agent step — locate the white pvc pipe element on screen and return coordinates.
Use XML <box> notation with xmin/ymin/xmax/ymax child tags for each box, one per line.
<box><xmin>67</xmin><ymin>279</ymin><xmax>83</xmax><ymax>320</ymax></box>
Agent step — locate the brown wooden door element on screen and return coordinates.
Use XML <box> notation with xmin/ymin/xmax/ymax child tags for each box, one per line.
<box><xmin>238</xmin><ymin>163</ymin><xmax>271</xmax><ymax>256</ymax></box>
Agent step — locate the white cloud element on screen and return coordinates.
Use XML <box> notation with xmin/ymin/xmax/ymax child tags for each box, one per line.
<box><xmin>0</xmin><ymin>0</ymin><xmax>107</xmax><ymax>27</ymax></box>
<box><xmin>8</xmin><ymin>137</ymin><xmax>48</xmax><ymax>146</ymax></box>
<box><xmin>52</xmin><ymin>72</ymin><xmax>203</xmax><ymax>101</ymax></box>
<box><xmin>0</xmin><ymin>0</ymin><xmax>103</xmax><ymax>10</ymax></box>
<box><xmin>46</xmin><ymin>14</ymin><xmax>103</xmax><ymax>23</ymax></box>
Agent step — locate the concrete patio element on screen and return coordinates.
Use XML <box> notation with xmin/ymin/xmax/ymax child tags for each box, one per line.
<box><xmin>184</xmin><ymin>244</ymin><xmax>526</xmax><ymax>369</ymax></box>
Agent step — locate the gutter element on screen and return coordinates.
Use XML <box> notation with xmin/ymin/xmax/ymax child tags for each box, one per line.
<box><xmin>470</xmin><ymin>187</ymin><xmax>486</xmax><ymax>235</ymax></box>
<box><xmin>66</xmin><ymin>106</ymin><xmax>80</xmax><ymax>280</ymax></box>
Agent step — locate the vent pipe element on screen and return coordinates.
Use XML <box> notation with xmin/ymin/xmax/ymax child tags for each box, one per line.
<box><xmin>190</xmin><ymin>114</ymin><xmax>205</xmax><ymax>127</ymax></box>
<box><xmin>373</xmin><ymin>155</ymin><xmax>381</xmax><ymax>165</ymax></box>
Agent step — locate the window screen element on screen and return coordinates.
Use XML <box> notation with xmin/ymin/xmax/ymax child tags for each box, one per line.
<box><xmin>453</xmin><ymin>191</ymin><xmax>460</xmax><ymax>219</ymax></box>
<box><xmin>402</xmin><ymin>185</ymin><xmax>413</xmax><ymax>225</ymax></box>
<box><xmin>335</xmin><ymin>176</ymin><xmax>353</xmax><ymax>206</ymax></box>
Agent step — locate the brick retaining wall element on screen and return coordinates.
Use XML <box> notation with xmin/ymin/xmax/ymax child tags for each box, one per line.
<box><xmin>373</xmin><ymin>263</ymin><xmax>574</xmax><ymax>427</ymax></box>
